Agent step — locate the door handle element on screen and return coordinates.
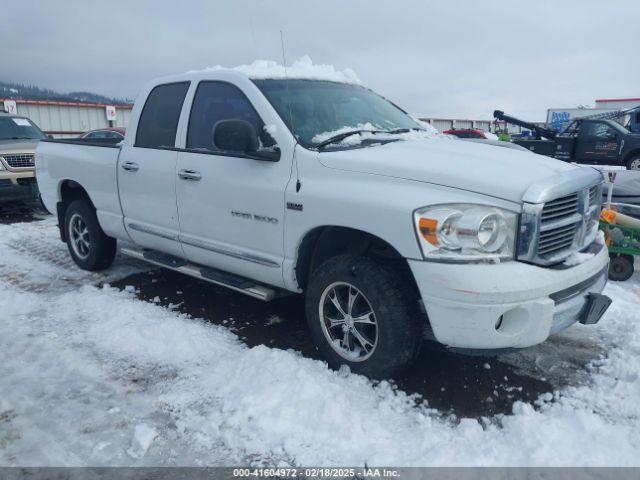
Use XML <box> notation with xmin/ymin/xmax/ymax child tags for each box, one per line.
<box><xmin>178</xmin><ymin>169</ymin><xmax>202</xmax><ymax>181</ymax></box>
<box><xmin>121</xmin><ymin>161</ymin><xmax>139</xmax><ymax>172</ymax></box>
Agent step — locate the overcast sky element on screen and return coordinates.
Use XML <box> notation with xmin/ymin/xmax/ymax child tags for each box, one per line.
<box><xmin>2</xmin><ymin>0</ymin><xmax>639</xmax><ymax>121</ymax></box>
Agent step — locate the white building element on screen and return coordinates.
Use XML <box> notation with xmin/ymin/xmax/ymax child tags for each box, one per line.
<box><xmin>1</xmin><ymin>98</ymin><xmax>132</xmax><ymax>138</ymax></box>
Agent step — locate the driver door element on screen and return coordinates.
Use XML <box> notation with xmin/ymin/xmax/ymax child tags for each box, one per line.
<box><xmin>175</xmin><ymin>81</ymin><xmax>292</xmax><ymax>287</ymax></box>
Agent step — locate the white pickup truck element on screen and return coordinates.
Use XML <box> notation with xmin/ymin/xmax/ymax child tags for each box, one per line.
<box><xmin>36</xmin><ymin>66</ymin><xmax>612</xmax><ymax>378</ymax></box>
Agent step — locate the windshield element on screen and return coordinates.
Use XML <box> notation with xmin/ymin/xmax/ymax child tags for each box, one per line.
<box><xmin>253</xmin><ymin>79</ymin><xmax>422</xmax><ymax>148</ymax></box>
<box><xmin>0</xmin><ymin>116</ymin><xmax>47</xmax><ymax>141</ymax></box>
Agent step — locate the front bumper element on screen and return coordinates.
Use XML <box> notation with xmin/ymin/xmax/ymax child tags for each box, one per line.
<box><xmin>408</xmin><ymin>243</ymin><xmax>610</xmax><ymax>349</ymax></box>
<box><xmin>0</xmin><ymin>170</ymin><xmax>38</xmax><ymax>202</ymax></box>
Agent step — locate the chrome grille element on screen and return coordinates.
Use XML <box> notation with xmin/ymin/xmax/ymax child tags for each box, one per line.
<box><xmin>518</xmin><ymin>175</ymin><xmax>603</xmax><ymax>267</ymax></box>
<box><xmin>2</xmin><ymin>153</ymin><xmax>35</xmax><ymax>168</ymax></box>
<box><xmin>588</xmin><ymin>185</ymin><xmax>598</xmax><ymax>206</ymax></box>
<box><xmin>540</xmin><ymin>194</ymin><xmax>578</xmax><ymax>223</ymax></box>
<box><xmin>538</xmin><ymin>193</ymin><xmax>580</xmax><ymax>258</ymax></box>
<box><xmin>538</xmin><ymin>223</ymin><xmax>578</xmax><ymax>256</ymax></box>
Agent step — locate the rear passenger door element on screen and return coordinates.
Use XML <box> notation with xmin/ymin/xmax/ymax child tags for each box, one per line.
<box><xmin>175</xmin><ymin>81</ymin><xmax>292</xmax><ymax>287</ymax></box>
<box><xmin>118</xmin><ymin>82</ymin><xmax>189</xmax><ymax>256</ymax></box>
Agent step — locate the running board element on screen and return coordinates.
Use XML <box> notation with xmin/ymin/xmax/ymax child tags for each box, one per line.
<box><xmin>120</xmin><ymin>247</ymin><xmax>278</xmax><ymax>301</ymax></box>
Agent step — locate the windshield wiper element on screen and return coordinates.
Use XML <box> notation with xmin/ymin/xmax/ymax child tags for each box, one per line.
<box><xmin>10</xmin><ymin>137</ymin><xmax>34</xmax><ymax>140</ymax></box>
<box><xmin>315</xmin><ymin>129</ymin><xmax>382</xmax><ymax>150</ymax></box>
<box><xmin>315</xmin><ymin>127</ymin><xmax>424</xmax><ymax>150</ymax></box>
<box><xmin>385</xmin><ymin>127</ymin><xmax>422</xmax><ymax>134</ymax></box>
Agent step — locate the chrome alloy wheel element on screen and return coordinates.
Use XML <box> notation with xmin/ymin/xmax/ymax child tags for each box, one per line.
<box><xmin>69</xmin><ymin>213</ymin><xmax>91</xmax><ymax>260</ymax></box>
<box><xmin>629</xmin><ymin>158</ymin><xmax>640</xmax><ymax>170</ymax></box>
<box><xmin>319</xmin><ymin>282</ymin><xmax>378</xmax><ymax>361</ymax></box>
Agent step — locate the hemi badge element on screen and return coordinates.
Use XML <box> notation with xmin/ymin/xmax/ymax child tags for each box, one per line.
<box><xmin>287</xmin><ymin>202</ymin><xmax>303</xmax><ymax>212</ymax></box>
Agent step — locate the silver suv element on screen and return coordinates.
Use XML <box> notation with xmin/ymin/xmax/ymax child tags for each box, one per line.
<box><xmin>0</xmin><ymin>111</ymin><xmax>47</xmax><ymax>203</ymax></box>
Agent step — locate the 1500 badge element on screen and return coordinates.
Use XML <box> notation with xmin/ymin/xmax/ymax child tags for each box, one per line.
<box><xmin>231</xmin><ymin>210</ymin><xmax>279</xmax><ymax>224</ymax></box>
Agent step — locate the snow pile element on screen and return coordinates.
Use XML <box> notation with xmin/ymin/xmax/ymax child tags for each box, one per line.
<box><xmin>563</xmin><ymin>251</ymin><xmax>595</xmax><ymax>267</ymax></box>
<box><xmin>483</xmin><ymin>131</ymin><xmax>499</xmax><ymax>140</ymax></box>
<box><xmin>1</xmin><ymin>219</ymin><xmax>639</xmax><ymax>466</ymax></box>
<box><xmin>197</xmin><ymin>56</ymin><xmax>360</xmax><ymax>84</ymax></box>
<box><xmin>563</xmin><ymin>231</ymin><xmax>606</xmax><ymax>266</ymax></box>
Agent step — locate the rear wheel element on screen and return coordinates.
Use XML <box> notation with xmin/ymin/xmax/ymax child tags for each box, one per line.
<box><xmin>305</xmin><ymin>255</ymin><xmax>423</xmax><ymax>379</ymax></box>
<box><xmin>64</xmin><ymin>199</ymin><xmax>116</xmax><ymax>271</ymax></box>
<box><xmin>626</xmin><ymin>156</ymin><xmax>640</xmax><ymax>170</ymax></box>
<box><xmin>608</xmin><ymin>254</ymin><xmax>634</xmax><ymax>281</ymax></box>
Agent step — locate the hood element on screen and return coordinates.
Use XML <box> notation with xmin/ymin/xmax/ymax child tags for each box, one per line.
<box><xmin>318</xmin><ymin>137</ymin><xmax>582</xmax><ymax>203</ymax></box>
<box><xmin>0</xmin><ymin>139</ymin><xmax>40</xmax><ymax>153</ymax></box>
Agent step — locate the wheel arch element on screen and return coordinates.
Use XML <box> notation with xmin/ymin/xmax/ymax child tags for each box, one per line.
<box><xmin>294</xmin><ymin>225</ymin><xmax>418</xmax><ymax>292</ymax></box>
<box><xmin>57</xmin><ymin>180</ymin><xmax>96</xmax><ymax>242</ymax></box>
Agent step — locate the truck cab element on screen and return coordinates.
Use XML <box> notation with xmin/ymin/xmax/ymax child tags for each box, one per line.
<box><xmin>36</xmin><ymin>65</ymin><xmax>612</xmax><ymax>379</ymax></box>
<box><xmin>554</xmin><ymin>119</ymin><xmax>637</xmax><ymax>167</ymax></box>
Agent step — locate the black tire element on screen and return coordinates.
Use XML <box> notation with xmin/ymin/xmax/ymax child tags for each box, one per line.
<box><xmin>608</xmin><ymin>254</ymin><xmax>634</xmax><ymax>281</ymax></box>
<box><xmin>64</xmin><ymin>199</ymin><xmax>116</xmax><ymax>271</ymax></box>
<box><xmin>626</xmin><ymin>155</ymin><xmax>640</xmax><ymax>171</ymax></box>
<box><xmin>305</xmin><ymin>255</ymin><xmax>423</xmax><ymax>379</ymax></box>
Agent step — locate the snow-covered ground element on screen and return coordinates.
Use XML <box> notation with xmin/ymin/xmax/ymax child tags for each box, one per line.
<box><xmin>1</xmin><ymin>218</ymin><xmax>639</xmax><ymax>466</ymax></box>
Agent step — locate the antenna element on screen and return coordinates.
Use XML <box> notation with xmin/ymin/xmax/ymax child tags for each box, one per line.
<box><xmin>279</xmin><ymin>30</ymin><xmax>296</xmax><ymax>136</ymax></box>
<box><xmin>280</xmin><ymin>30</ymin><xmax>301</xmax><ymax>192</ymax></box>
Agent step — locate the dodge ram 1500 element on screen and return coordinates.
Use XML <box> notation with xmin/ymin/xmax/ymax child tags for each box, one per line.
<box><xmin>36</xmin><ymin>67</ymin><xmax>612</xmax><ymax>378</ymax></box>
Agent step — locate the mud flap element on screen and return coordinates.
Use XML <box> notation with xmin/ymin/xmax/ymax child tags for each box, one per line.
<box><xmin>579</xmin><ymin>293</ymin><xmax>612</xmax><ymax>325</ymax></box>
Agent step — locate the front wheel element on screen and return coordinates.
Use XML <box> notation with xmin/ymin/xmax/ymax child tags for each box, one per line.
<box><xmin>305</xmin><ymin>255</ymin><xmax>423</xmax><ymax>379</ymax></box>
<box><xmin>64</xmin><ymin>199</ymin><xmax>117</xmax><ymax>271</ymax></box>
<box><xmin>626</xmin><ymin>156</ymin><xmax>640</xmax><ymax>170</ymax></box>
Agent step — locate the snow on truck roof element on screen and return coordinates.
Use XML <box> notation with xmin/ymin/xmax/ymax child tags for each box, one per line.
<box><xmin>190</xmin><ymin>56</ymin><xmax>361</xmax><ymax>84</ymax></box>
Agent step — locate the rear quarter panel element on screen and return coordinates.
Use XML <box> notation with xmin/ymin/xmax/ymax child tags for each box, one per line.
<box><xmin>35</xmin><ymin>141</ymin><xmax>128</xmax><ymax>239</ymax></box>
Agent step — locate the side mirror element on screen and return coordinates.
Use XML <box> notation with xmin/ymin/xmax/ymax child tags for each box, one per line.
<box><xmin>212</xmin><ymin>119</ymin><xmax>280</xmax><ymax>161</ymax></box>
<box><xmin>212</xmin><ymin>119</ymin><xmax>259</xmax><ymax>153</ymax></box>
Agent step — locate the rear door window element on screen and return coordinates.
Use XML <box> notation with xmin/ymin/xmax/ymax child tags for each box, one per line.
<box><xmin>135</xmin><ymin>82</ymin><xmax>189</xmax><ymax>148</ymax></box>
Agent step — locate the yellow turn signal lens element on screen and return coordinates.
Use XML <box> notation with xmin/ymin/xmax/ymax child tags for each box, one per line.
<box><xmin>418</xmin><ymin>218</ymin><xmax>439</xmax><ymax>246</ymax></box>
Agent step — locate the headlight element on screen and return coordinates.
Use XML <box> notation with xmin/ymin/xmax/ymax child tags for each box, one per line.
<box><xmin>0</xmin><ymin>158</ymin><xmax>5</xmax><ymax>171</ymax></box>
<box><xmin>414</xmin><ymin>204</ymin><xmax>517</xmax><ymax>262</ymax></box>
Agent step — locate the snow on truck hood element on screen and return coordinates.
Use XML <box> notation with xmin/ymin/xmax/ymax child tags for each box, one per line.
<box><xmin>194</xmin><ymin>56</ymin><xmax>361</xmax><ymax>84</ymax></box>
<box><xmin>319</xmin><ymin>137</ymin><xmax>579</xmax><ymax>203</ymax></box>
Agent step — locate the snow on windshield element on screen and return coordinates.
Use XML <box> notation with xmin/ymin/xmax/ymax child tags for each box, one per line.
<box><xmin>312</xmin><ymin>121</ymin><xmax>445</xmax><ymax>147</ymax></box>
<box><xmin>196</xmin><ymin>55</ymin><xmax>360</xmax><ymax>84</ymax></box>
<box><xmin>312</xmin><ymin>123</ymin><xmax>379</xmax><ymax>143</ymax></box>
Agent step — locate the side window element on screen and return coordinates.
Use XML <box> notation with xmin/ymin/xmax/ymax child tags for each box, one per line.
<box><xmin>559</xmin><ymin>121</ymin><xmax>579</xmax><ymax>137</ymax></box>
<box><xmin>187</xmin><ymin>81</ymin><xmax>275</xmax><ymax>152</ymax></box>
<box><xmin>136</xmin><ymin>82</ymin><xmax>189</xmax><ymax>148</ymax></box>
<box><xmin>584</xmin><ymin>122</ymin><xmax>616</xmax><ymax>140</ymax></box>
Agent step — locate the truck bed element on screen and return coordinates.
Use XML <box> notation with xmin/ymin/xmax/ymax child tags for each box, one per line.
<box><xmin>36</xmin><ymin>138</ymin><xmax>124</xmax><ymax>239</ymax></box>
